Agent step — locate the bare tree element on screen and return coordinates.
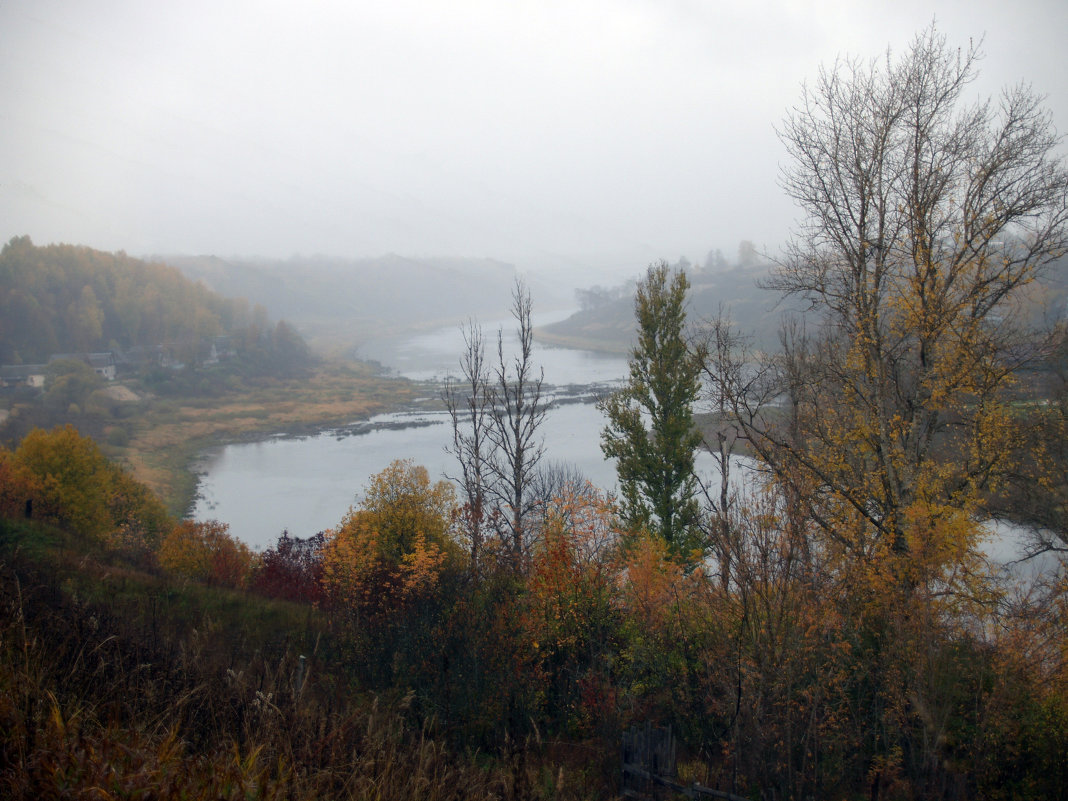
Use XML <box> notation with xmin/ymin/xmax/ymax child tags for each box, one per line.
<box><xmin>443</xmin><ymin>319</ymin><xmax>493</xmax><ymax>570</ymax></box>
<box><xmin>487</xmin><ymin>280</ymin><xmax>548</xmax><ymax>563</ymax></box>
<box><xmin>443</xmin><ymin>281</ymin><xmax>549</xmax><ymax>569</ymax></box>
<box><xmin>529</xmin><ymin>460</ymin><xmax>598</xmax><ymax>526</ymax></box>
<box><xmin>696</xmin><ymin>312</ymin><xmax>751</xmax><ymax>589</ymax></box>
<box><xmin>531</xmin><ymin>458</ymin><xmax>585</xmax><ymax>506</ymax></box>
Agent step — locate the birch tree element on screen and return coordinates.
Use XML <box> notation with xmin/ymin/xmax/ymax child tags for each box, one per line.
<box><xmin>443</xmin><ymin>320</ymin><xmax>494</xmax><ymax>569</ymax></box>
<box><xmin>488</xmin><ymin>280</ymin><xmax>548</xmax><ymax>563</ymax></box>
<box><xmin>444</xmin><ymin>280</ymin><xmax>548</xmax><ymax>567</ymax></box>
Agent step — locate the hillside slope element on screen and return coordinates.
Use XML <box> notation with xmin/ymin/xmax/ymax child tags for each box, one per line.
<box><xmin>541</xmin><ymin>255</ymin><xmax>1068</xmax><ymax>354</ymax></box>
<box><xmin>538</xmin><ymin>265</ymin><xmax>785</xmax><ymax>353</ymax></box>
<box><xmin>0</xmin><ymin>237</ymin><xmax>247</xmax><ymax>364</ymax></box>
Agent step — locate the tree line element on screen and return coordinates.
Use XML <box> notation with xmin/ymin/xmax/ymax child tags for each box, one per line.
<box><xmin>0</xmin><ymin>237</ymin><xmax>310</xmax><ymax>376</ymax></box>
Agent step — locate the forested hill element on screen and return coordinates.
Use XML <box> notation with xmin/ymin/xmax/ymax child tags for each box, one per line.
<box><xmin>0</xmin><ymin>236</ymin><xmax>255</xmax><ymax>364</ymax></box>
<box><xmin>160</xmin><ymin>253</ymin><xmax>536</xmax><ymax>352</ymax></box>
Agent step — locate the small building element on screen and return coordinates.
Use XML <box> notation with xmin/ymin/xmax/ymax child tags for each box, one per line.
<box><xmin>199</xmin><ymin>336</ymin><xmax>237</xmax><ymax>366</ymax></box>
<box><xmin>0</xmin><ymin>364</ymin><xmax>47</xmax><ymax>389</ymax></box>
<box><xmin>87</xmin><ymin>352</ymin><xmax>117</xmax><ymax>381</ymax></box>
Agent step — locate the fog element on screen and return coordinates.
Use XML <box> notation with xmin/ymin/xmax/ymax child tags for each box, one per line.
<box><xmin>2</xmin><ymin>0</ymin><xmax>1066</xmax><ymax>285</ymax></box>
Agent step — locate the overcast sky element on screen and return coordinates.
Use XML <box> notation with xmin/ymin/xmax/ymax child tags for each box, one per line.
<box><xmin>1</xmin><ymin>0</ymin><xmax>1065</xmax><ymax>281</ymax></box>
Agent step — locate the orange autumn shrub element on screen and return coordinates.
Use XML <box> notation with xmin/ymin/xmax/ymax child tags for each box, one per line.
<box><xmin>521</xmin><ymin>486</ymin><xmax>623</xmax><ymax>735</ymax></box>
<box><xmin>158</xmin><ymin>519</ymin><xmax>255</xmax><ymax>588</ymax></box>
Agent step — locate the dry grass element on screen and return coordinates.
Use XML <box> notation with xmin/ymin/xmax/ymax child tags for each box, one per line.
<box><xmin>0</xmin><ymin>525</ymin><xmax>602</xmax><ymax>800</ymax></box>
<box><xmin>532</xmin><ymin>328</ymin><xmax>630</xmax><ymax>356</ymax></box>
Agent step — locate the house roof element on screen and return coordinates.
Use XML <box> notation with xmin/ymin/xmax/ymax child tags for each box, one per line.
<box><xmin>0</xmin><ymin>364</ymin><xmax>47</xmax><ymax>380</ymax></box>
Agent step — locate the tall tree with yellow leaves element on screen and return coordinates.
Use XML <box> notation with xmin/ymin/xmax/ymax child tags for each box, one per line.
<box><xmin>699</xmin><ymin>26</ymin><xmax>1068</xmax><ymax>794</ymax></box>
<box><xmin>714</xmin><ymin>26</ymin><xmax>1068</xmax><ymax>579</ymax></box>
<box><xmin>322</xmin><ymin>459</ymin><xmax>460</xmax><ymax>613</ymax></box>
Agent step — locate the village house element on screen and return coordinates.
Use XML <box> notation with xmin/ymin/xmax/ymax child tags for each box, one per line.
<box><xmin>0</xmin><ymin>364</ymin><xmax>47</xmax><ymax>389</ymax></box>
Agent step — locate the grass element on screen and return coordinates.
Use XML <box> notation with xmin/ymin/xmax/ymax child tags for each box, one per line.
<box><xmin>533</xmin><ymin>327</ymin><xmax>631</xmax><ymax>356</ymax></box>
<box><xmin>0</xmin><ymin>518</ymin><xmax>615</xmax><ymax>800</ymax></box>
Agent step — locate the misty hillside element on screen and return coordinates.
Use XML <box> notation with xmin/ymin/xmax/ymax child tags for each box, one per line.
<box><xmin>0</xmin><ymin>237</ymin><xmax>248</xmax><ymax>364</ymax></box>
<box><xmin>544</xmin><ymin>253</ymin><xmax>1068</xmax><ymax>354</ymax></box>
<box><xmin>160</xmin><ymin>254</ymin><xmax>564</xmax><ymax>353</ymax></box>
<box><xmin>539</xmin><ymin>264</ymin><xmax>788</xmax><ymax>353</ymax></box>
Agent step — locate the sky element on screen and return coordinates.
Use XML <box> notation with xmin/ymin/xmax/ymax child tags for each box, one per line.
<box><xmin>1</xmin><ymin>0</ymin><xmax>1066</xmax><ymax>283</ymax></box>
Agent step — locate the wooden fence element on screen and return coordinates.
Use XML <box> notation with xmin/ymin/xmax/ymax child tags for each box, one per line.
<box><xmin>621</xmin><ymin>724</ymin><xmax>749</xmax><ymax>801</ymax></box>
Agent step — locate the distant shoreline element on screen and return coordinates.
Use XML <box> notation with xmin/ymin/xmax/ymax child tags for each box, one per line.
<box><xmin>533</xmin><ymin>326</ymin><xmax>630</xmax><ymax>356</ymax></box>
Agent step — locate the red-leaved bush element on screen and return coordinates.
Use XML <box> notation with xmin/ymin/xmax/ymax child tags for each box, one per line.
<box><xmin>252</xmin><ymin>531</ymin><xmax>326</xmax><ymax>604</ymax></box>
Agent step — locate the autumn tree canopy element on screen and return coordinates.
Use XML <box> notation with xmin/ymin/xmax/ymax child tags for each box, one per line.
<box><xmin>716</xmin><ymin>26</ymin><xmax>1068</xmax><ymax>578</ymax></box>
<box><xmin>0</xmin><ymin>237</ymin><xmax>236</xmax><ymax>363</ymax></box>
<box><xmin>0</xmin><ymin>237</ymin><xmax>312</xmax><ymax>379</ymax></box>
<box><xmin>2</xmin><ymin>424</ymin><xmax>171</xmax><ymax>546</ymax></box>
<box><xmin>322</xmin><ymin>460</ymin><xmax>461</xmax><ymax>610</ymax></box>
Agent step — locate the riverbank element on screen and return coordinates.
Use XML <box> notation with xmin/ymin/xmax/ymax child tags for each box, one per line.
<box><xmin>122</xmin><ymin>326</ymin><xmax>629</xmax><ymax>523</ymax></box>
<box><xmin>115</xmin><ymin>361</ymin><xmax>421</xmax><ymax>517</ymax></box>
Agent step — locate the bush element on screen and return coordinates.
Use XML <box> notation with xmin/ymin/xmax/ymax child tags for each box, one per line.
<box><xmin>252</xmin><ymin>531</ymin><xmax>326</xmax><ymax>604</ymax></box>
<box><xmin>3</xmin><ymin>425</ymin><xmax>171</xmax><ymax>549</ymax></box>
<box><xmin>158</xmin><ymin>520</ymin><xmax>256</xmax><ymax>589</ymax></box>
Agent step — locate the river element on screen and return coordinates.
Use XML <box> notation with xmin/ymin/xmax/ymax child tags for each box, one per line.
<box><xmin>190</xmin><ymin>315</ymin><xmax>1053</xmax><ymax>575</ymax></box>
<box><xmin>192</xmin><ymin>313</ymin><xmax>645</xmax><ymax>549</ymax></box>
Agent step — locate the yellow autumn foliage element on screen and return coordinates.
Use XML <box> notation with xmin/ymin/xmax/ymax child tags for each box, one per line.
<box><xmin>321</xmin><ymin>460</ymin><xmax>460</xmax><ymax>609</ymax></box>
<box><xmin>158</xmin><ymin>519</ymin><xmax>256</xmax><ymax>588</ymax></box>
<box><xmin>7</xmin><ymin>425</ymin><xmax>171</xmax><ymax>548</ymax></box>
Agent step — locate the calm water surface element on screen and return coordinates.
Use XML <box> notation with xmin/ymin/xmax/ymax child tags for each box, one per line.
<box><xmin>193</xmin><ymin>403</ymin><xmax>633</xmax><ymax>549</ymax></box>
<box><xmin>193</xmin><ymin>317</ymin><xmax>636</xmax><ymax>549</ymax></box>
